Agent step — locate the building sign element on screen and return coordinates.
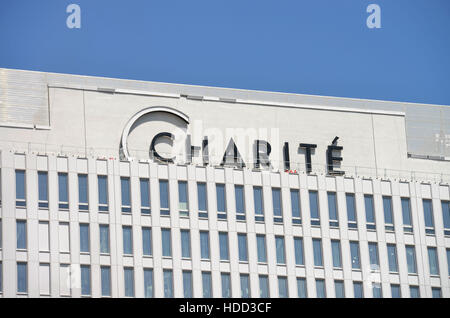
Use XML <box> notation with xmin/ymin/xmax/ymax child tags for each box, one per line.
<box><xmin>120</xmin><ymin>106</ymin><xmax>344</xmax><ymax>175</ymax></box>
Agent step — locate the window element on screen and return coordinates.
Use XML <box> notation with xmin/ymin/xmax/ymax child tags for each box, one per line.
<box><xmin>98</xmin><ymin>175</ymin><xmax>108</xmax><ymax>212</ymax></box>
<box><xmin>161</xmin><ymin>229</ymin><xmax>172</xmax><ymax>257</ymax></box>
<box><xmin>182</xmin><ymin>270</ymin><xmax>193</xmax><ymax>298</ymax></box>
<box><xmin>328</xmin><ymin>192</ymin><xmax>339</xmax><ymax>227</ymax></box>
<box><xmin>364</xmin><ymin>194</ymin><xmax>376</xmax><ymax>230</ymax></box>
<box><xmin>16</xmin><ymin>220</ymin><xmax>27</xmax><ymax>250</ymax></box>
<box><xmin>197</xmin><ymin>182</ymin><xmax>208</xmax><ymax>218</ymax></box>
<box><xmin>427</xmin><ymin>247</ymin><xmax>439</xmax><ymax>275</ymax></box>
<box><xmin>297</xmin><ymin>277</ymin><xmax>307</xmax><ymax>298</ymax></box>
<box><xmin>368</xmin><ymin>242</ymin><xmax>379</xmax><ymax>268</ymax></box>
<box><xmin>350</xmin><ymin>241</ymin><xmax>361</xmax><ymax>270</ymax></box>
<box><xmin>178</xmin><ymin>181</ymin><xmax>189</xmax><ymax>217</ymax></box>
<box><xmin>144</xmin><ymin>268</ymin><xmax>154</xmax><ymax>298</ymax></box>
<box><xmin>405</xmin><ymin>245</ymin><xmax>417</xmax><ymax>274</ymax></box>
<box><xmin>120</xmin><ymin>177</ymin><xmax>131</xmax><ymax>213</ymax></box>
<box><xmin>159</xmin><ymin>180</ymin><xmax>170</xmax><ymax>216</ymax></box>
<box><xmin>316</xmin><ymin>279</ymin><xmax>326</xmax><ymax>298</ymax></box>
<box><xmin>59</xmin><ymin>264</ymin><xmax>70</xmax><ymax>296</ymax></box>
<box><xmin>38</xmin><ymin>171</ymin><xmax>48</xmax><ymax>208</ymax></box>
<box><xmin>221</xmin><ymin>273</ymin><xmax>231</xmax><ymax>298</ymax></box>
<box><xmin>59</xmin><ymin>222</ymin><xmax>70</xmax><ymax>253</ymax></box>
<box><xmin>423</xmin><ymin>199</ymin><xmax>435</xmax><ymax>234</ymax></box>
<box><xmin>309</xmin><ymin>191</ymin><xmax>320</xmax><ymax>226</ymax></box>
<box><xmin>294</xmin><ymin>237</ymin><xmax>304</xmax><ymax>266</ymax></box>
<box><xmin>259</xmin><ymin>275</ymin><xmax>269</xmax><ymax>298</ymax></box>
<box><xmin>272</xmin><ymin>188</ymin><xmax>283</xmax><ymax>223</ymax></box>
<box><xmin>442</xmin><ymin>201</ymin><xmax>450</xmax><ymax>236</ymax></box>
<box><xmin>78</xmin><ymin>174</ymin><xmax>89</xmax><ymax>211</ymax></box>
<box><xmin>81</xmin><ymin>265</ymin><xmax>91</xmax><ymax>296</ymax></box>
<box><xmin>312</xmin><ymin>238</ymin><xmax>323</xmax><ymax>267</ymax></box>
<box><xmin>240</xmin><ymin>274</ymin><xmax>250</xmax><ymax>298</ymax></box>
<box><xmin>275</xmin><ymin>236</ymin><xmax>286</xmax><ymax>264</ymax></box>
<box><xmin>140</xmin><ymin>178</ymin><xmax>150</xmax><ymax>214</ymax></box>
<box><xmin>331</xmin><ymin>240</ymin><xmax>342</xmax><ymax>268</ymax></box>
<box><xmin>0</xmin><ymin>262</ymin><xmax>2</xmax><ymax>293</ymax></box>
<box><xmin>99</xmin><ymin>225</ymin><xmax>110</xmax><ymax>254</ymax></box>
<box><xmin>216</xmin><ymin>184</ymin><xmax>227</xmax><ymax>220</ymax></box>
<box><xmin>101</xmin><ymin>266</ymin><xmax>111</xmax><ymax>297</ymax></box>
<box><xmin>163</xmin><ymin>269</ymin><xmax>173</xmax><ymax>298</ymax></box>
<box><xmin>40</xmin><ymin>264</ymin><xmax>52</xmax><ymax>296</ymax></box>
<box><xmin>202</xmin><ymin>272</ymin><xmax>212</xmax><ymax>298</ymax></box>
<box><xmin>200</xmin><ymin>231</ymin><xmax>210</xmax><ymax>259</ymax></box>
<box><xmin>383</xmin><ymin>196</ymin><xmax>394</xmax><ymax>231</ymax></box>
<box><xmin>447</xmin><ymin>249</ymin><xmax>450</xmax><ymax>276</ymax></box>
<box><xmin>401</xmin><ymin>197</ymin><xmax>413</xmax><ymax>233</ymax></box>
<box><xmin>94</xmin><ymin>266</ymin><xmax>111</xmax><ymax>296</ymax></box>
<box><xmin>219</xmin><ymin>232</ymin><xmax>229</xmax><ymax>261</ymax></box>
<box><xmin>256</xmin><ymin>234</ymin><xmax>267</xmax><ymax>263</ymax></box>
<box><xmin>278</xmin><ymin>276</ymin><xmax>288</xmax><ymax>298</ymax></box>
<box><xmin>58</xmin><ymin>172</ymin><xmax>69</xmax><ymax>209</ymax></box>
<box><xmin>387</xmin><ymin>244</ymin><xmax>398</xmax><ymax>272</ymax></box>
<box><xmin>142</xmin><ymin>227</ymin><xmax>152</xmax><ymax>256</ymax></box>
<box><xmin>235</xmin><ymin>185</ymin><xmax>245</xmax><ymax>221</ymax></box>
<box><xmin>353</xmin><ymin>281</ymin><xmax>363</xmax><ymax>298</ymax></box>
<box><xmin>409</xmin><ymin>286</ymin><xmax>420</xmax><ymax>298</ymax></box>
<box><xmin>372</xmin><ymin>283</ymin><xmax>382</xmax><ymax>298</ymax></box>
<box><xmin>335</xmin><ymin>280</ymin><xmax>345</xmax><ymax>298</ymax></box>
<box><xmin>124</xmin><ymin>268</ymin><xmax>134</xmax><ymax>297</ymax></box>
<box><xmin>391</xmin><ymin>284</ymin><xmax>401</xmax><ymax>298</ymax></box>
<box><xmin>431</xmin><ymin>287</ymin><xmax>441</xmax><ymax>298</ymax></box>
<box><xmin>79</xmin><ymin>223</ymin><xmax>90</xmax><ymax>253</ymax></box>
<box><xmin>253</xmin><ymin>186</ymin><xmax>264</xmax><ymax>222</ymax></box>
<box><xmin>291</xmin><ymin>189</ymin><xmax>301</xmax><ymax>225</ymax></box>
<box><xmin>17</xmin><ymin>262</ymin><xmax>27</xmax><ymax>293</ymax></box>
<box><xmin>346</xmin><ymin>193</ymin><xmax>357</xmax><ymax>229</ymax></box>
<box><xmin>180</xmin><ymin>229</ymin><xmax>190</xmax><ymax>258</ymax></box>
<box><xmin>15</xmin><ymin>170</ymin><xmax>26</xmax><ymax>207</ymax></box>
<box><xmin>39</xmin><ymin>263</ymin><xmax>50</xmax><ymax>296</ymax></box>
<box><xmin>122</xmin><ymin>226</ymin><xmax>133</xmax><ymax>255</ymax></box>
<box><xmin>238</xmin><ymin>233</ymin><xmax>248</xmax><ymax>262</ymax></box>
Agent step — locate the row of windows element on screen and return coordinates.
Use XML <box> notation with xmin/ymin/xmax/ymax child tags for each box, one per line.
<box><xmin>11</xmin><ymin>170</ymin><xmax>450</xmax><ymax>235</ymax></box>
<box><xmin>4</xmin><ymin>218</ymin><xmax>450</xmax><ymax>278</ymax></box>
<box><xmin>1</xmin><ymin>261</ymin><xmax>443</xmax><ymax>298</ymax></box>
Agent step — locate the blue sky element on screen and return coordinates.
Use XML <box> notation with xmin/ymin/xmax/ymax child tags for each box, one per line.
<box><xmin>1</xmin><ymin>0</ymin><xmax>449</xmax><ymax>105</ymax></box>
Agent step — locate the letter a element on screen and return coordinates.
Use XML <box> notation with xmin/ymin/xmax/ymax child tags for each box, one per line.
<box><xmin>66</xmin><ymin>4</ymin><xmax>81</xmax><ymax>29</ymax></box>
<box><xmin>366</xmin><ymin>4</ymin><xmax>381</xmax><ymax>29</ymax></box>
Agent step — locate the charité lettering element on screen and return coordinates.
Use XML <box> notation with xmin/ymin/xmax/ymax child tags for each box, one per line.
<box><xmin>150</xmin><ymin>132</ymin><xmax>344</xmax><ymax>175</ymax></box>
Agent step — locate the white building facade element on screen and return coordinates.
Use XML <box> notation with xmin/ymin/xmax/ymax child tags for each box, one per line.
<box><xmin>0</xmin><ymin>68</ymin><xmax>449</xmax><ymax>298</ymax></box>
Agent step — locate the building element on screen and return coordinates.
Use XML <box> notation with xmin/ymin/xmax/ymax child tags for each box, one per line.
<box><xmin>0</xmin><ymin>67</ymin><xmax>449</xmax><ymax>298</ymax></box>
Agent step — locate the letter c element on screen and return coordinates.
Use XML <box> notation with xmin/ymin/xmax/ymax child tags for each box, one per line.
<box><xmin>151</xmin><ymin>132</ymin><xmax>175</xmax><ymax>163</ymax></box>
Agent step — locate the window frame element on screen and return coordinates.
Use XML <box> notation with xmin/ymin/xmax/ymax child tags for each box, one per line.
<box><xmin>77</xmin><ymin>174</ymin><xmax>89</xmax><ymax>211</ymax></box>
<box><xmin>364</xmin><ymin>194</ymin><xmax>376</xmax><ymax>230</ymax></box>
<box><xmin>272</xmin><ymin>187</ymin><xmax>283</xmax><ymax>223</ymax></box>
<box><xmin>97</xmin><ymin>175</ymin><xmax>109</xmax><ymax>212</ymax></box>
<box><xmin>309</xmin><ymin>190</ymin><xmax>320</xmax><ymax>226</ymax></box>
<box><xmin>235</xmin><ymin>185</ymin><xmax>246</xmax><ymax>221</ymax></box>
<box><xmin>216</xmin><ymin>183</ymin><xmax>227</xmax><ymax>220</ymax></box>
<box><xmin>346</xmin><ymin>193</ymin><xmax>357</xmax><ymax>229</ymax></box>
<box><xmin>139</xmin><ymin>178</ymin><xmax>151</xmax><ymax>215</ymax></box>
<box><xmin>290</xmin><ymin>189</ymin><xmax>302</xmax><ymax>225</ymax></box>
<box><xmin>327</xmin><ymin>191</ymin><xmax>339</xmax><ymax>228</ymax></box>
<box><xmin>15</xmin><ymin>170</ymin><xmax>26</xmax><ymax>208</ymax></box>
<box><xmin>38</xmin><ymin>171</ymin><xmax>49</xmax><ymax>209</ymax></box>
<box><xmin>120</xmin><ymin>177</ymin><xmax>131</xmax><ymax>213</ymax></box>
<box><xmin>178</xmin><ymin>181</ymin><xmax>189</xmax><ymax>217</ymax></box>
